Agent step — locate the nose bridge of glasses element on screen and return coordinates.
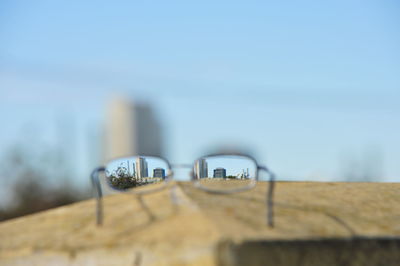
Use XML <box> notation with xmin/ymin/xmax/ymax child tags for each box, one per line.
<box><xmin>169</xmin><ymin>164</ymin><xmax>195</xmax><ymax>181</ymax></box>
<box><xmin>171</xmin><ymin>163</ymin><xmax>193</xmax><ymax>169</ymax></box>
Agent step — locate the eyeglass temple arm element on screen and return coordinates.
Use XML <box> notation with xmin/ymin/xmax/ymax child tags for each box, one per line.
<box><xmin>259</xmin><ymin>166</ymin><xmax>276</xmax><ymax>228</ymax></box>
<box><xmin>91</xmin><ymin>167</ymin><xmax>105</xmax><ymax>226</ymax></box>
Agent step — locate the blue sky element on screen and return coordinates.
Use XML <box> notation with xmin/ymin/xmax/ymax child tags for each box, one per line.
<box><xmin>0</xmin><ymin>0</ymin><xmax>399</xmax><ymax>183</ymax></box>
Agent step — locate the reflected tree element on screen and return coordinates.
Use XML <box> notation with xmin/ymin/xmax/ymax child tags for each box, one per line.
<box><xmin>108</xmin><ymin>166</ymin><xmax>139</xmax><ymax>190</ymax></box>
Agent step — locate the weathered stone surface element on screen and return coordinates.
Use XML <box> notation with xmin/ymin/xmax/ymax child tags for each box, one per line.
<box><xmin>0</xmin><ymin>182</ymin><xmax>399</xmax><ymax>265</ymax></box>
<box><xmin>217</xmin><ymin>238</ymin><xmax>400</xmax><ymax>266</ymax></box>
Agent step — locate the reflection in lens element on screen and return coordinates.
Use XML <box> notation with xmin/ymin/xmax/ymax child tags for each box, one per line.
<box><xmin>193</xmin><ymin>155</ymin><xmax>257</xmax><ymax>190</ymax></box>
<box><xmin>106</xmin><ymin>156</ymin><xmax>168</xmax><ymax>191</ymax></box>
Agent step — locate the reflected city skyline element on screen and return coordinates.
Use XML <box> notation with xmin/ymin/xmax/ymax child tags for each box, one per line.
<box><xmin>194</xmin><ymin>156</ymin><xmax>256</xmax><ymax>180</ymax></box>
<box><xmin>105</xmin><ymin>156</ymin><xmax>168</xmax><ymax>190</ymax></box>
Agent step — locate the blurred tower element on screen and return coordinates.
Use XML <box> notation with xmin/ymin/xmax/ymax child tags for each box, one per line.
<box><xmin>104</xmin><ymin>97</ymin><xmax>163</xmax><ymax>161</ymax></box>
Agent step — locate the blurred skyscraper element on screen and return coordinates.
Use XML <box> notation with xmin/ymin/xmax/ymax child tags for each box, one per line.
<box><xmin>103</xmin><ymin>97</ymin><xmax>163</xmax><ymax>161</ymax></box>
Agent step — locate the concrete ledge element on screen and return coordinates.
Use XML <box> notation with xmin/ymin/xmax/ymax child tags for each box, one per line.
<box><xmin>218</xmin><ymin>237</ymin><xmax>400</xmax><ymax>266</ymax></box>
<box><xmin>1</xmin><ymin>181</ymin><xmax>399</xmax><ymax>265</ymax></box>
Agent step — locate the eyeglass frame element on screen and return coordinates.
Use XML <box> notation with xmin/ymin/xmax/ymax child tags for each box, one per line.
<box><xmin>90</xmin><ymin>152</ymin><xmax>276</xmax><ymax>227</ymax></box>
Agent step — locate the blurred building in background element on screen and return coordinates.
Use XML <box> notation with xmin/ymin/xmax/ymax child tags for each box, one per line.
<box><xmin>104</xmin><ymin>97</ymin><xmax>163</xmax><ymax>161</ymax></box>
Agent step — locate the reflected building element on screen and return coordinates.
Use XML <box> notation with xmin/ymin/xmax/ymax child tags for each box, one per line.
<box><xmin>213</xmin><ymin>167</ymin><xmax>226</xmax><ymax>178</ymax></box>
<box><xmin>153</xmin><ymin>168</ymin><xmax>166</xmax><ymax>179</ymax></box>
<box><xmin>128</xmin><ymin>161</ymin><xmax>136</xmax><ymax>177</ymax></box>
<box><xmin>195</xmin><ymin>158</ymin><xmax>208</xmax><ymax>178</ymax></box>
<box><xmin>240</xmin><ymin>168</ymin><xmax>250</xmax><ymax>179</ymax></box>
<box><xmin>136</xmin><ymin>157</ymin><xmax>148</xmax><ymax>178</ymax></box>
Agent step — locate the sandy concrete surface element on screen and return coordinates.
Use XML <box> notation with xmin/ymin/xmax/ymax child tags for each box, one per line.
<box><xmin>0</xmin><ymin>181</ymin><xmax>399</xmax><ymax>265</ymax></box>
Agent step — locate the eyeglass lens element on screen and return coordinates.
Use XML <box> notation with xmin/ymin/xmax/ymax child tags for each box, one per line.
<box><xmin>105</xmin><ymin>156</ymin><xmax>169</xmax><ymax>191</ymax></box>
<box><xmin>193</xmin><ymin>155</ymin><xmax>257</xmax><ymax>191</ymax></box>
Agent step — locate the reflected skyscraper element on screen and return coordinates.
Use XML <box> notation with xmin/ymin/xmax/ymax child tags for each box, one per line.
<box><xmin>195</xmin><ymin>158</ymin><xmax>208</xmax><ymax>178</ymax></box>
<box><xmin>131</xmin><ymin>162</ymin><xmax>136</xmax><ymax>177</ymax></box>
<box><xmin>136</xmin><ymin>157</ymin><xmax>148</xmax><ymax>178</ymax></box>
